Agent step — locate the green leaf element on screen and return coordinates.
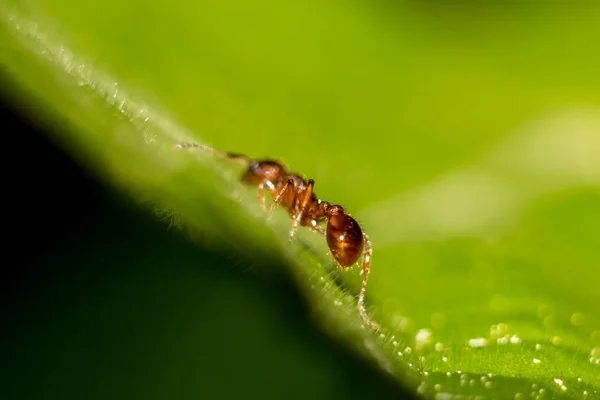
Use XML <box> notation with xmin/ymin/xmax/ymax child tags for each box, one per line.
<box><xmin>2</xmin><ymin>1</ymin><xmax>600</xmax><ymax>398</ymax></box>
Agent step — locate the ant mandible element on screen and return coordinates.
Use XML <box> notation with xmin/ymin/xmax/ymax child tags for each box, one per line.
<box><xmin>175</xmin><ymin>142</ymin><xmax>380</xmax><ymax>332</ymax></box>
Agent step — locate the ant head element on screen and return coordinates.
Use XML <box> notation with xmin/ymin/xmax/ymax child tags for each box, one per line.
<box><xmin>241</xmin><ymin>160</ymin><xmax>286</xmax><ymax>185</ymax></box>
<box><xmin>326</xmin><ymin>212</ymin><xmax>363</xmax><ymax>267</ymax></box>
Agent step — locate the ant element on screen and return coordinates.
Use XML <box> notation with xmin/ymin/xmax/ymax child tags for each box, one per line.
<box><xmin>175</xmin><ymin>142</ymin><xmax>380</xmax><ymax>332</ymax></box>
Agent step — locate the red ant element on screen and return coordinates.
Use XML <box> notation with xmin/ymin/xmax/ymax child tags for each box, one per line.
<box><xmin>175</xmin><ymin>142</ymin><xmax>380</xmax><ymax>332</ymax></box>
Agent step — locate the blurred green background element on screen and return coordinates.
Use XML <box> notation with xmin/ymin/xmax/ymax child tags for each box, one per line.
<box><xmin>1</xmin><ymin>0</ymin><xmax>600</xmax><ymax>398</ymax></box>
<box><xmin>1</xmin><ymin>102</ymin><xmax>406</xmax><ymax>399</ymax></box>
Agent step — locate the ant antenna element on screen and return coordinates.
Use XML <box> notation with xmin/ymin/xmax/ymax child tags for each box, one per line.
<box><xmin>175</xmin><ymin>142</ymin><xmax>252</xmax><ymax>164</ymax></box>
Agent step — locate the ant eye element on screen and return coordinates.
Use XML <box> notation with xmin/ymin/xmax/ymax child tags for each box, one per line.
<box><xmin>241</xmin><ymin>163</ymin><xmax>263</xmax><ymax>184</ymax></box>
<box><xmin>250</xmin><ymin>162</ymin><xmax>261</xmax><ymax>172</ymax></box>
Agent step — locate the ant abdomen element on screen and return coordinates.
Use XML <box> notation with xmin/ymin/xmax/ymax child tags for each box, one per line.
<box><xmin>327</xmin><ymin>213</ymin><xmax>364</xmax><ymax>268</ymax></box>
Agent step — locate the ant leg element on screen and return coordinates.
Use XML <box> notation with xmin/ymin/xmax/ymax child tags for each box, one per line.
<box><xmin>257</xmin><ymin>182</ymin><xmax>266</xmax><ymax>211</ymax></box>
<box><xmin>175</xmin><ymin>142</ymin><xmax>251</xmax><ymax>163</ymax></box>
<box><xmin>290</xmin><ymin>179</ymin><xmax>315</xmax><ymax>240</ymax></box>
<box><xmin>268</xmin><ymin>179</ymin><xmax>293</xmax><ymax>220</ymax></box>
<box><xmin>358</xmin><ymin>233</ymin><xmax>380</xmax><ymax>332</ymax></box>
<box><xmin>310</xmin><ymin>222</ymin><xmax>326</xmax><ymax>236</ymax></box>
